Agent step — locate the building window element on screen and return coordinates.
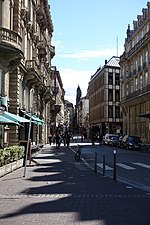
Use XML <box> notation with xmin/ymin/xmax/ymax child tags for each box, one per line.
<box><xmin>126</xmin><ymin>84</ymin><xmax>129</xmax><ymax>95</ymax></box>
<box><xmin>115</xmin><ymin>106</ymin><xmax>120</xmax><ymax>118</ymax></box>
<box><xmin>108</xmin><ymin>106</ymin><xmax>113</xmax><ymax>118</ymax></box>
<box><xmin>146</xmin><ymin>49</ymin><xmax>148</xmax><ymax>65</ymax></box>
<box><xmin>140</xmin><ymin>55</ymin><xmax>143</xmax><ymax>68</ymax></box>
<box><xmin>115</xmin><ymin>73</ymin><xmax>120</xmax><ymax>85</ymax></box>
<box><xmin>131</xmin><ymin>62</ymin><xmax>134</xmax><ymax>74</ymax></box>
<box><xmin>140</xmin><ymin>75</ymin><xmax>143</xmax><ymax>89</ymax></box>
<box><xmin>115</xmin><ymin>90</ymin><xmax>120</xmax><ymax>102</ymax></box>
<box><xmin>108</xmin><ymin>72</ymin><xmax>113</xmax><ymax>85</ymax></box>
<box><xmin>135</xmin><ymin>78</ymin><xmax>138</xmax><ymax>90</ymax></box>
<box><xmin>108</xmin><ymin>89</ymin><xmax>113</xmax><ymax>101</ymax></box>
<box><xmin>145</xmin><ymin>72</ymin><xmax>148</xmax><ymax>85</ymax></box>
<box><xmin>136</xmin><ymin>59</ymin><xmax>138</xmax><ymax>72</ymax></box>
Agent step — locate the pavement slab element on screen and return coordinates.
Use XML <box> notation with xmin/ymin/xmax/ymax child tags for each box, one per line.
<box><xmin>0</xmin><ymin>144</ymin><xmax>150</xmax><ymax>225</ymax></box>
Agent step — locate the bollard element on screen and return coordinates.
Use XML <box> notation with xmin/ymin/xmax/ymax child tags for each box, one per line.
<box><xmin>94</xmin><ymin>152</ymin><xmax>97</xmax><ymax>173</ymax></box>
<box><xmin>103</xmin><ymin>154</ymin><xmax>105</xmax><ymax>176</ymax></box>
<box><xmin>113</xmin><ymin>150</ymin><xmax>117</xmax><ymax>181</ymax></box>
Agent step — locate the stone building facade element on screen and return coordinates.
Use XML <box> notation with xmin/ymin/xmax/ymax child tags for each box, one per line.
<box><xmin>50</xmin><ymin>66</ymin><xmax>65</xmax><ymax>135</ymax></box>
<box><xmin>0</xmin><ymin>0</ymin><xmax>56</xmax><ymax>146</ymax></box>
<box><xmin>88</xmin><ymin>56</ymin><xmax>122</xmax><ymax>136</ymax></box>
<box><xmin>120</xmin><ymin>2</ymin><xmax>150</xmax><ymax>143</ymax></box>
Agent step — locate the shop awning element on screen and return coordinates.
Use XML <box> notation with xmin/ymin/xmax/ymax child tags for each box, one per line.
<box><xmin>0</xmin><ymin>114</ymin><xmax>20</xmax><ymax>125</ymax></box>
<box><xmin>3</xmin><ymin>111</ymin><xmax>30</xmax><ymax>123</ymax></box>
<box><xmin>20</xmin><ymin>110</ymin><xmax>45</xmax><ymax>125</ymax></box>
<box><xmin>32</xmin><ymin>115</ymin><xmax>45</xmax><ymax>125</ymax></box>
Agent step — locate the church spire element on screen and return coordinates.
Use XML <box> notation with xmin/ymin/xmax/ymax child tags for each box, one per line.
<box><xmin>76</xmin><ymin>85</ymin><xmax>82</xmax><ymax>105</ymax></box>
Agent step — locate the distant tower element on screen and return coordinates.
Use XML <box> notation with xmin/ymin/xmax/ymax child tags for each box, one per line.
<box><xmin>76</xmin><ymin>85</ymin><xmax>82</xmax><ymax>106</ymax></box>
<box><xmin>74</xmin><ymin>85</ymin><xmax>82</xmax><ymax>133</ymax></box>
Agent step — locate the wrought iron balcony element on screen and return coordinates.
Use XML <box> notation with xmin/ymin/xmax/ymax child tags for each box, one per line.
<box><xmin>37</xmin><ymin>41</ymin><xmax>47</xmax><ymax>57</ymax></box>
<box><xmin>127</xmin><ymin>31</ymin><xmax>150</xmax><ymax>58</ymax></box>
<box><xmin>25</xmin><ymin>60</ymin><xmax>39</xmax><ymax>73</ymax></box>
<box><xmin>50</xmin><ymin>45</ymin><xmax>55</xmax><ymax>58</ymax></box>
<box><xmin>122</xmin><ymin>84</ymin><xmax>150</xmax><ymax>102</ymax></box>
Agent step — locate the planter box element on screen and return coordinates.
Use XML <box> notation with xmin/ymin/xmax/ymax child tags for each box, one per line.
<box><xmin>0</xmin><ymin>159</ymin><xmax>23</xmax><ymax>178</ymax></box>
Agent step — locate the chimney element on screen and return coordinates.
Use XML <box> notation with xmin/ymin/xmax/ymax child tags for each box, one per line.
<box><xmin>105</xmin><ymin>60</ymin><xmax>107</xmax><ymax>65</ymax></box>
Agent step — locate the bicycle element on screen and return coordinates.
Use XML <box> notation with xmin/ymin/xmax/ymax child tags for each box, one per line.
<box><xmin>74</xmin><ymin>145</ymin><xmax>82</xmax><ymax>161</ymax></box>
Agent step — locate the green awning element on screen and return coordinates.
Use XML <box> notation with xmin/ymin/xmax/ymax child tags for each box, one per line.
<box><xmin>0</xmin><ymin>114</ymin><xmax>20</xmax><ymax>125</ymax></box>
<box><xmin>3</xmin><ymin>111</ymin><xmax>30</xmax><ymax>123</ymax></box>
<box><xmin>32</xmin><ymin>115</ymin><xmax>45</xmax><ymax>125</ymax></box>
<box><xmin>20</xmin><ymin>110</ymin><xmax>45</xmax><ymax>125</ymax></box>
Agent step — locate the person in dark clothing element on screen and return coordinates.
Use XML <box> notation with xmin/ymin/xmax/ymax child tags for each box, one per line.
<box><xmin>65</xmin><ymin>133</ymin><xmax>71</xmax><ymax>147</ymax></box>
<box><xmin>48</xmin><ymin>133</ymin><xmax>52</xmax><ymax>145</ymax></box>
<box><xmin>55</xmin><ymin>133</ymin><xmax>61</xmax><ymax>148</ymax></box>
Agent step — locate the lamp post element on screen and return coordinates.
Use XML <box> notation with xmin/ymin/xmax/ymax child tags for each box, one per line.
<box><xmin>113</xmin><ymin>150</ymin><xmax>117</xmax><ymax>181</ymax></box>
<box><xmin>23</xmin><ymin>107</ymin><xmax>34</xmax><ymax>177</ymax></box>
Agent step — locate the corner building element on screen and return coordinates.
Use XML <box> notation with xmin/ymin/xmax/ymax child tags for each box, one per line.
<box><xmin>88</xmin><ymin>56</ymin><xmax>122</xmax><ymax>136</ymax></box>
<box><xmin>120</xmin><ymin>2</ymin><xmax>150</xmax><ymax>143</ymax></box>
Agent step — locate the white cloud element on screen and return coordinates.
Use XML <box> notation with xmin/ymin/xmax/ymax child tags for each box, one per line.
<box><xmin>58</xmin><ymin>47</ymin><xmax>124</xmax><ymax>60</ymax></box>
<box><xmin>60</xmin><ymin>68</ymin><xmax>94</xmax><ymax>105</ymax></box>
<box><xmin>51</xmin><ymin>40</ymin><xmax>64</xmax><ymax>48</ymax></box>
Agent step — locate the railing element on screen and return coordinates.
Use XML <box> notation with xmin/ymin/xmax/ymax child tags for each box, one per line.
<box><xmin>127</xmin><ymin>31</ymin><xmax>150</xmax><ymax>58</ymax></box>
<box><xmin>122</xmin><ymin>84</ymin><xmax>150</xmax><ymax>101</ymax></box>
<box><xmin>25</xmin><ymin>60</ymin><xmax>39</xmax><ymax>74</ymax></box>
<box><xmin>50</xmin><ymin>45</ymin><xmax>55</xmax><ymax>57</ymax></box>
<box><xmin>0</xmin><ymin>27</ymin><xmax>22</xmax><ymax>49</ymax></box>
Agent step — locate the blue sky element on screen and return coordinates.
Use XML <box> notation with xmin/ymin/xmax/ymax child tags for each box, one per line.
<box><xmin>50</xmin><ymin>0</ymin><xmax>148</xmax><ymax>105</ymax></box>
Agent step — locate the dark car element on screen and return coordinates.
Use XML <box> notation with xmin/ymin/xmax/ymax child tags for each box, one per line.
<box><xmin>109</xmin><ymin>136</ymin><xmax>119</xmax><ymax>147</ymax></box>
<box><xmin>122</xmin><ymin>135</ymin><xmax>143</xmax><ymax>150</ymax></box>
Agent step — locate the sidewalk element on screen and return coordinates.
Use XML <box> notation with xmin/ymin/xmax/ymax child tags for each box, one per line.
<box><xmin>0</xmin><ymin>144</ymin><xmax>150</xmax><ymax>225</ymax></box>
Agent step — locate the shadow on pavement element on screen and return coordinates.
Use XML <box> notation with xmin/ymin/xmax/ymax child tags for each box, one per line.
<box><xmin>0</xmin><ymin>145</ymin><xmax>150</xmax><ymax>225</ymax></box>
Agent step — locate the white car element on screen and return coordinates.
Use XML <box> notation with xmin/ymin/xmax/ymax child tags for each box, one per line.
<box><xmin>103</xmin><ymin>134</ymin><xmax>118</xmax><ymax>145</ymax></box>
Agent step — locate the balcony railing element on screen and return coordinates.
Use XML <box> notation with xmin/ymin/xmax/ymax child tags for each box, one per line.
<box><xmin>50</xmin><ymin>45</ymin><xmax>55</xmax><ymax>58</ymax></box>
<box><xmin>122</xmin><ymin>84</ymin><xmax>150</xmax><ymax>101</ymax></box>
<box><xmin>127</xmin><ymin>31</ymin><xmax>150</xmax><ymax>58</ymax></box>
<box><xmin>25</xmin><ymin>60</ymin><xmax>39</xmax><ymax>74</ymax></box>
<box><xmin>37</xmin><ymin>41</ymin><xmax>47</xmax><ymax>57</ymax></box>
<box><xmin>0</xmin><ymin>27</ymin><xmax>22</xmax><ymax>49</ymax></box>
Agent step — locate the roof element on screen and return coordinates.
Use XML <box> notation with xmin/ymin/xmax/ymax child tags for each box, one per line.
<box><xmin>89</xmin><ymin>56</ymin><xmax>120</xmax><ymax>83</ymax></box>
<box><xmin>106</xmin><ymin>56</ymin><xmax>120</xmax><ymax>67</ymax></box>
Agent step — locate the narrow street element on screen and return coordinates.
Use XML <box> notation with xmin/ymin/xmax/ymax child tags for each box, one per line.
<box><xmin>70</xmin><ymin>141</ymin><xmax>150</xmax><ymax>192</ymax></box>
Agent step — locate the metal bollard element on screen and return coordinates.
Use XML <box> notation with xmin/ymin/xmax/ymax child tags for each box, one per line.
<box><xmin>94</xmin><ymin>152</ymin><xmax>97</xmax><ymax>173</ymax></box>
<box><xmin>103</xmin><ymin>154</ymin><xmax>105</xmax><ymax>176</ymax></box>
<box><xmin>113</xmin><ymin>150</ymin><xmax>117</xmax><ymax>181</ymax></box>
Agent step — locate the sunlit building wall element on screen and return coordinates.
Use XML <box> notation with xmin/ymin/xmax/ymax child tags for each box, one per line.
<box><xmin>120</xmin><ymin>2</ymin><xmax>150</xmax><ymax>143</ymax></box>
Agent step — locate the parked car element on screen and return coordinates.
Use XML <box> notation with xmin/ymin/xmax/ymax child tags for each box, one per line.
<box><xmin>103</xmin><ymin>134</ymin><xmax>118</xmax><ymax>145</ymax></box>
<box><xmin>109</xmin><ymin>136</ymin><xmax>119</xmax><ymax>147</ymax></box>
<box><xmin>121</xmin><ymin>135</ymin><xmax>144</xmax><ymax>150</ymax></box>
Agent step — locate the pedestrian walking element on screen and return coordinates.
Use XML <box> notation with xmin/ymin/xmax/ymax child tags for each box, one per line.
<box><xmin>55</xmin><ymin>133</ymin><xmax>61</xmax><ymax>148</ymax></box>
<box><xmin>65</xmin><ymin>132</ymin><xmax>71</xmax><ymax>147</ymax></box>
<box><xmin>48</xmin><ymin>133</ymin><xmax>52</xmax><ymax>145</ymax></box>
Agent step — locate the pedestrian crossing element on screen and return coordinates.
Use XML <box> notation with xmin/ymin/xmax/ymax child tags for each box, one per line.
<box><xmin>97</xmin><ymin>162</ymin><xmax>150</xmax><ymax>171</ymax></box>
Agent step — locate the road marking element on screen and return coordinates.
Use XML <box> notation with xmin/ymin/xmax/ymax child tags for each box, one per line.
<box><xmin>132</xmin><ymin>162</ymin><xmax>150</xmax><ymax>169</ymax></box>
<box><xmin>116</xmin><ymin>163</ymin><xmax>136</xmax><ymax>170</ymax></box>
<box><xmin>0</xmin><ymin>193</ymin><xmax>148</xmax><ymax>199</ymax></box>
<box><xmin>97</xmin><ymin>163</ymin><xmax>113</xmax><ymax>170</ymax></box>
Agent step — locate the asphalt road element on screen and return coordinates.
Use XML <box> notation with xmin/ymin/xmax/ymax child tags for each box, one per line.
<box><xmin>70</xmin><ymin>142</ymin><xmax>150</xmax><ymax>192</ymax></box>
